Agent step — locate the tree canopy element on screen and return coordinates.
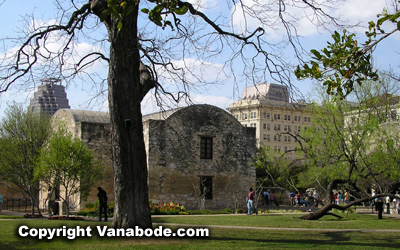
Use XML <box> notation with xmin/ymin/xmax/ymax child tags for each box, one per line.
<box><xmin>36</xmin><ymin>125</ymin><xmax>104</xmax><ymax>217</ymax></box>
<box><xmin>0</xmin><ymin>103</ymin><xmax>52</xmax><ymax>215</ymax></box>
<box><xmin>295</xmin><ymin>1</ymin><xmax>400</xmax><ymax>98</ymax></box>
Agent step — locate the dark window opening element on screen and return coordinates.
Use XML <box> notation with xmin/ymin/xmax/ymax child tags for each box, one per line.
<box><xmin>200</xmin><ymin>176</ymin><xmax>213</xmax><ymax>200</ymax></box>
<box><xmin>200</xmin><ymin>137</ymin><xmax>213</xmax><ymax>159</ymax></box>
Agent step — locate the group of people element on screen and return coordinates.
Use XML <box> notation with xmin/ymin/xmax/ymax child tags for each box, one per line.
<box><xmin>289</xmin><ymin>190</ymin><xmax>320</xmax><ymax>207</ymax></box>
<box><xmin>261</xmin><ymin>189</ymin><xmax>274</xmax><ymax>206</ymax></box>
<box><xmin>331</xmin><ymin>190</ymin><xmax>351</xmax><ymax>205</ymax></box>
<box><xmin>371</xmin><ymin>190</ymin><xmax>400</xmax><ymax>217</ymax></box>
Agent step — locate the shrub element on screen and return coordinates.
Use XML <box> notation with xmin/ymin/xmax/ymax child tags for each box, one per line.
<box><xmin>224</xmin><ymin>208</ymin><xmax>233</xmax><ymax>214</ymax></box>
<box><xmin>85</xmin><ymin>203</ymin><xmax>95</xmax><ymax>209</ymax></box>
<box><xmin>149</xmin><ymin>201</ymin><xmax>186</xmax><ymax>215</ymax></box>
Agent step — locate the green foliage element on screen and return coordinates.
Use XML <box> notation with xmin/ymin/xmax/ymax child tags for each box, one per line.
<box><xmin>36</xmin><ymin>124</ymin><xmax>104</xmax><ymax>215</ymax></box>
<box><xmin>253</xmin><ymin>146</ymin><xmax>307</xmax><ymax>190</ymax></box>
<box><xmin>295</xmin><ymin>30</ymin><xmax>378</xmax><ymax>97</ymax></box>
<box><xmin>0</xmin><ymin>102</ymin><xmax>51</xmax><ymax>214</ymax></box>
<box><xmin>100</xmin><ymin>0</ymin><xmax>137</xmax><ymax>32</ymax></box>
<box><xmin>141</xmin><ymin>0</ymin><xmax>188</xmax><ymax>30</ymax></box>
<box><xmin>77</xmin><ymin>202</ymin><xmax>114</xmax><ymax>217</ymax></box>
<box><xmin>100</xmin><ymin>0</ymin><xmax>189</xmax><ymax>31</ymax></box>
<box><xmin>295</xmin><ymin>4</ymin><xmax>400</xmax><ymax>98</ymax></box>
<box><xmin>299</xmin><ymin>81</ymin><xmax>400</xmax><ymax>194</ymax></box>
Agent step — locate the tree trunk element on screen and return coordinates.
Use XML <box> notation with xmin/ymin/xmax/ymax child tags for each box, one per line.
<box><xmin>300</xmin><ymin>193</ymin><xmax>394</xmax><ymax>220</ymax></box>
<box><xmin>106</xmin><ymin>2</ymin><xmax>152</xmax><ymax>229</ymax></box>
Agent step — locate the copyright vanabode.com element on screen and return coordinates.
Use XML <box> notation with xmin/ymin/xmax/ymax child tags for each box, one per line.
<box><xmin>18</xmin><ymin>225</ymin><xmax>209</xmax><ymax>239</ymax></box>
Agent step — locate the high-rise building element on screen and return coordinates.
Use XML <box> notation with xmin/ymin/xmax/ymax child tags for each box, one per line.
<box><xmin>227</xmin><ymin>83</ymin><xmax>312</xmax><ymax>157</ymax></box>
<box><xmin>30</xmin><ymin>78</ymin><xmax>70</xmax><ymax>116</ymax></box>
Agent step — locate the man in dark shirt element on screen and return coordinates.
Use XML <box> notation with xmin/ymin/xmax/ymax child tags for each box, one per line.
<box><xmin>97</xmin><ymin>187</ymin><xmax>108</xmax><ymax>222</ymax></box>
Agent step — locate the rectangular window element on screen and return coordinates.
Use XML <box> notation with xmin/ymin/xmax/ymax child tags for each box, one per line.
<box><xmin>288</xmin><ymin>115</ymin><xmax>291</xmax><ymax>121</ymax></box>
<box><xmin>263</xmin><ymin>123</ymin><xmax>266</xmax><ymax>129</ymax></box>
<box><xmin>200</xmin><ymin>176</ymin><xmax>213</xmax><ymax>200</ymax></box>
<box><xmin>267</xmin><ymin>134</ymin><xmax>270</xmax><ymax>141</ymax></box>
<box><xmin>267</xmin><ymin>113</ymin><xmax>270</xmax><ymax>119</ymax></box>
<box><xmin>284</xmin><ymin>115</ymin><xmax>288</xmax><ymax>120</ymax></box>
<box><xmin>267</xmin><ymin>124</ymin><xmax>270</xmax><ymax>130</ymax></box>
<box><xmin>200</xmin><ymin>137</ymin><xmax>213</xmax><ymax>159</ymax></box>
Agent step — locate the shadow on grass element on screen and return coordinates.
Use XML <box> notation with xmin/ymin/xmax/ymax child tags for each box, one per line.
<box><xmin>209</xmin><ymin>231</ymin><xmax>399</xmax><ymax>249</ymax></box>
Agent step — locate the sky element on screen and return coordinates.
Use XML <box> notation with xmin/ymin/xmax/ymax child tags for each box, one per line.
<box><xmin>0</xmin><ymin>0</ymin><xmax>399</xmax><ymax>120</ymax></box>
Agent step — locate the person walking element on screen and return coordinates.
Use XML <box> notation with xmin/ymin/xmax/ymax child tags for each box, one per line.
<box><xmin>0</xmin><ymin>194</ymin><xmax>3</xmax><ymax>212</ymax></box>
<box><xmin>97</xmin><ymin>187</ymin><xmax>108</xmax><ymax>222</ymax></box>
<box><xmin>247</xmin><ymin>187</ymin><xmax>258</xmax><ymax>215</ymax></box>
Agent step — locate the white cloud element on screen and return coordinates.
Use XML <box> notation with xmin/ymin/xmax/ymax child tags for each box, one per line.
<box><xmin>140</xmin><ymin>90</ymin><xmax>233</xmax><ymax>116</ymax></box>
<box><xmin>230</xmin><ymin>0</ymin><xmax>393</xmax><ymax>38</ymax></box>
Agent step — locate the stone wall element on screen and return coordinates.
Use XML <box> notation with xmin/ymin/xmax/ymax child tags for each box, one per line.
<box><xmin>18</xmin><ymin>105</ymin><xmax>256</xmax><ymax>212</ymax></box>
<box><xmin>146</xmin><ymin>105</ymin><xmax>256</xmax><ymax>210</ymax></box>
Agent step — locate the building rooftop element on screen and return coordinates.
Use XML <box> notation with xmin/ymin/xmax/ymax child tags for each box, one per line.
<box><xmin>56</xmin><ymin>109</ymin><xmax>110</xmax><ymax>124</ymax></box>
<box><xmin>241</xmin><ymin>83</ymin><xmax>289</xmax><ymax>102</ymax></box>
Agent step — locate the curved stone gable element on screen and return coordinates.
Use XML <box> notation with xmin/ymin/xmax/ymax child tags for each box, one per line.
<box><xmin>146</xmin><ymin>104</ymin><xmax>257</xmax><ymax>210</ymax></box>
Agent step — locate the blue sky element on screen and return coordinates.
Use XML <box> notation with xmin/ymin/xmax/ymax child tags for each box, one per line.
<box><xmin>0</xmin><ymin>0</ymin><xmax>398</xmax><ymax>119</ymax></box>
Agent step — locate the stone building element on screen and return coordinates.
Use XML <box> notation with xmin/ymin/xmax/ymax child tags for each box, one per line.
<box><xmin>228</xmin><ymin>83</ymin><xmax>313</xmax><ymax>159</ymax></box>
<box><xmin>44</xmin><ymin>104</ymin><xmax>256</xmax><ymax>211</ymax></box>
<box><xmin>143</xmin><ymin>104</ymin><xmax>257</xmax><ymax>210</ymax></box>
<box><xmin>42</xmin><ymin>109</ymin><xmax>114</xmax><ymax>210</ymax></box>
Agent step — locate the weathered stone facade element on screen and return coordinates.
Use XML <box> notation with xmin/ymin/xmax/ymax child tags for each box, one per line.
<box><xmin>48</xmin><ymin>109</ymin><xmax>114</xmax><ymax>209</ymax></box>
<box><xmin>143</xmin><ymin>105</ymin><xmax>257</xmax><ymax>210</ymax></box>
<box><xmin>39</xmin><ymin>104</ymin><xmax>256</xmax><ymax>211</ymax></box>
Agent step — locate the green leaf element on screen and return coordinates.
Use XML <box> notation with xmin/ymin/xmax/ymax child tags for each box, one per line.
<box><xmin>117</xmin><ymin>21</ymin><xmax>123</xmax><ymax>30</ymax></box>
<box><xmin>310</xmin><ymin>49</ymin><xmax>322</xmax><ymax>60</ymax></box>
<box><xmin>100</xmin><ymin>9</ymin><xmax>111</xmax><ymax>22</ymax></box>
<box><xmin>173</xmin><ymin>6</ymin><xmax>188</xmax><ymax>15</ymax></box>
<box><xmin>141</xmin><ymin>8</ymin><xmax>150</xmax><ymax>14</ymax></box>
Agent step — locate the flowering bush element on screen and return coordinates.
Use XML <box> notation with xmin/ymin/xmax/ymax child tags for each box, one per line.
<box><xmin>149</xmin><ymin>201</ymin><xmax>186</xmax><ymax>215</ymax></box>
<box><xmin>78</xmin><ymin>201</ymin><xmax>186</xmax><ymax>216</ymax></box>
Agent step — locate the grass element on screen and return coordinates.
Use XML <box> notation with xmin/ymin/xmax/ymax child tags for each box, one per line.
<box><xmin>152</xmin><ymin>211</ymin><xmax>400</xmax><ymax>230</ymax></box>
<box><xmin>0</xmin><ymin>212</ymin><xmax>399</xmax><ymax>249</ymax></box>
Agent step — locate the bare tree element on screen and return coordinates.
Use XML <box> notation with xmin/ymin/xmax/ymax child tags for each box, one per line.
<box><xmin>0</xmin><ymin>0</ymin><xmax>346</xmax><ymax>228</ymax></box>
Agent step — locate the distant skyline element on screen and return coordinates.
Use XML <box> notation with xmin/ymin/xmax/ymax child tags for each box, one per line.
<box><xmin>0</xmin><ymin>0</ymin><xmax>398</xmax><ymax>119</ymax></box>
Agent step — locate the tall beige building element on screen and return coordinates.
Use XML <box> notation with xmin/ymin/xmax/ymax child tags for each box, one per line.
<box><xmin>227</xmin><ymin>83</ymin><xmax>313</xmax><ymax>157</ymax></box>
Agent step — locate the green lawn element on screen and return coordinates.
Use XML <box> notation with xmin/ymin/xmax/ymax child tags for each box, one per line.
<box><xmin>0</xmin><ymin>212</ymin><xmax>399</xmax><ymax>249</ymax></box>
<box><xmin>152</xmin><ymin>212</ymin><xmax>400</xmax><ymax>230</ymax></box>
